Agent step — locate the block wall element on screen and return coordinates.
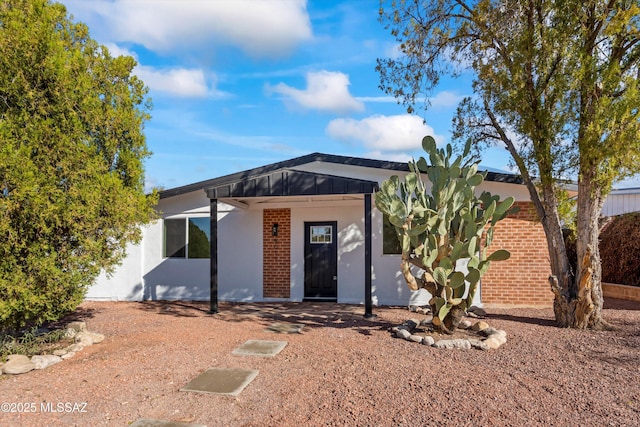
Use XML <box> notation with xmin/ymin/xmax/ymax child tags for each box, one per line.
<box><xmin>481</xmin><ymin>202</ymin><xmax>553</xmax><ymax>307</ymax></box>
<box><xmin>263</xmin><ymin>209</ymin><xmax>291</xmax><ymax>298</ymax></box>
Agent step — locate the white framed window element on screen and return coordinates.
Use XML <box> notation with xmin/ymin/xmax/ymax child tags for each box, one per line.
<box><xmin>310</xmin><ymin>225</ymin><xmax>332</xmax><ymax>244</ymax></box>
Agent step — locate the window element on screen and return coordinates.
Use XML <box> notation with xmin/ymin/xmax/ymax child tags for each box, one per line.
<box><xmin>382</xmin><ymin>214</ymin><xmax>402</xmax><ymax>255</ymax></box>
<box><xmin>163</xmin><ymin>217</ymin><xmax>210</xmax><ymax>258</ymax></box>
<box><xmin>310</xmin><ymin>225</ymin><xmax>332</xmax><ymax>243</ymax></box>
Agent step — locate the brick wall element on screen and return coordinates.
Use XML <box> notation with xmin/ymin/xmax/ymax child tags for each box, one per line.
<box><xmin>481</xmin><ymin>201</ymin><xmax>553</xmax><ymax>307</ymax></box>
<box><xmin>263</xmin><ymin>209</ymin><xmax>291</xmax><ymax>298</ymax></box>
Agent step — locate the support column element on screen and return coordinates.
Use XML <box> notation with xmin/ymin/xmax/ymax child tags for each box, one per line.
<box><xmin>364</xmin><ymin>193</ymin><xmax>375</xmax><ymax>318</ymax></box>
<box><xmin>209</xmin><ymin>198</ymin><xmax>218</xmax><ymax>314</ymax></box>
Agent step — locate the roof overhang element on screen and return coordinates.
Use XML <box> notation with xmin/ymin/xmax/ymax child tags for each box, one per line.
<box><xmin>205</xmin><ymin>169</ymin><xmax>379</xmax><ymax>199</ymax></box>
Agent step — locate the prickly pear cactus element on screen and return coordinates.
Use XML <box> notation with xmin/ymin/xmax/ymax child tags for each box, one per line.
<box><xmin>375</xmin><ymin>136</ymin><xmax>516</xmax><ymax>333</ymax></box>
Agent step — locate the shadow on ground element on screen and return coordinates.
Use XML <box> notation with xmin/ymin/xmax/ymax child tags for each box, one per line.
<box><xmin>133</xmin><ymin>301</ymin><xmax>392</xmax><ymax>335</ymax></box>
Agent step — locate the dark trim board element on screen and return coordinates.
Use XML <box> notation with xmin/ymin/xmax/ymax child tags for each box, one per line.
<box><xmin>160</xmin><ymin>152</ymin><xmax>522</xmax><ymax>199</ymax></box>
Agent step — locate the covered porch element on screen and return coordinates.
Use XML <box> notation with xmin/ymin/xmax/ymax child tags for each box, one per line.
<box><xmin>204</xmin><ymin>168</ymin><xmax>379</xmax><ymax>318</ymax></box>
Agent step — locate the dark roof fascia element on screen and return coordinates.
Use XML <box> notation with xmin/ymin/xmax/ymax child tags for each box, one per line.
<box><xmin>205</xmin><ymin>168</ymin><xmax>379</xmax><ymax>199</ymax></box>
<box><xmin>159</xmin><ymin>152</ymin><xmax>523</xmax><ymax>199</ymax></box>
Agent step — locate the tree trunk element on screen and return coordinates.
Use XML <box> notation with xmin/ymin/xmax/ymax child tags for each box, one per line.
<box><xmin>525</xmin><ymin>181</ymin><xmax>577</xmax><ymax>327</ymax></box>
<box><xmin>549</xmin><ymin>169</ymin><xmax>608</xmax><ymax>329</ymax></box>
<box><xmin>573</xmin><ymin>169</ymin><xmax>607</xmax><ymax>329</ymax></box>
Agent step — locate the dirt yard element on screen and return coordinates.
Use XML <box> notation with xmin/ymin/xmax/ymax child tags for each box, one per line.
<box><xmin>1</xmin><ymin>299</ymin><xmax>639</xmax><ymax>426</ymax></box>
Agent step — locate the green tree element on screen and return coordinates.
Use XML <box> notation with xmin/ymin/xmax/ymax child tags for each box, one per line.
<box><xmin>0</xmin><ymin>0</ymin><xmax>157</xmax><ymax>333</ymax></box>
<box><xmin>378</xmin><ymin>0</ymin><xmax>640</xmax><ymax>329</ymax></box>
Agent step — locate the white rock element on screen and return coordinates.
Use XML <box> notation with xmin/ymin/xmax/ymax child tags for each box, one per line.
<box><xmin>421</xmin><ymin>336</ymin><xmax>435</xmax><ymax>346</ymax></box>
<box><xmin>2</xmin><ymin>354</ymin><xmax>36</xmax><ymax>374</ymax></box>
<box><xmin>408</xmin><ymin>334</ymin><xmax>424</xmax><ymax>343</ymax></box>
<box><xmin>31</xmin><ymin>355</ymin><xmax>63</xmax><ymax>370</ymax></box>
<box><xmin>61</xmin><ymin>351</ymin><xmax>76</xmax><ymax>360</ymax></box>
<box><xmin>67</xmin><ymin>321</ymin><xmax>87</xmax><ymax>332</ymax></box>
<box><xmin>433</xmin><ymin>339</ymin><xmax>472</xmax><ymax>350</ymax></box>
<box><xmin>484</xmin><ymin>334</ymin><xmax>507</xmax><ymax>349</ymax></box>
<box><xmin>53</xmin><ymin>349</ymin><xmax>67</xmax><ymax>356</ymax></box>
<box><xmin>65</xmin><ymin>343</ymin><xmax>84</xmax><ymax>353</ymax></box>
<box><xmin>395</xmin><ymin>329</ymin><xmax>411</xmax><ymax>339</ymax></box>
<box><xmin>77</xmin><ymin>331</ymin><xmax>105</xmax><ymax>344</ymax></box>
<box><xmin>469</xmin><ymin>339</ymin><xmax>490</xmax><ymax>351</ymax></box>
<box><xmin>488</xmin><ymin>329</ymin><xmax>507</xmax><ymax>339</ymax></box>
<box><xmin>458</xmin><ymin>320</ymin><xmax>473</xmax><ymax>329</ymax></box>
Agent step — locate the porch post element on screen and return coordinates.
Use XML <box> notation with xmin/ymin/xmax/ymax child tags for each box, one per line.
<box><xmin>364</xmin><ymin>193</ymin><xmax>375</xmax><ymax>318</ymax></box>
<box><xmin>208</xmin><ymin>198</ymin><xmax>219</xmax><ymax>314</ymax></box>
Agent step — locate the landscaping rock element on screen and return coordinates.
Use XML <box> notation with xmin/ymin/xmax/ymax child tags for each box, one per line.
<box><xmin>458</xmin><ymin>320</ymin><xmax>472</xmax><ymax>329</ymax></box>
<box><xmin>471</xmin><ymin>321</ymin><xmax>490</xmax><ymax>332</ymax></box>
<box><xmin>433</xmin><ymin>339</ymin><xmax>471</xmax><ymax>350</ymax></box>
<box><xmin>480</xmin><ymin>327</ymin><xmax>498</xmax><ymax>336</ymax></box>
<box><xmin>488</xmin><ymin>329</ymin><xmax>507</xmax><ymax>339</ymax></box>
<box><xmin>53</xmin><ymin>349</ymin><xmax>67</xmax><ymax>357</ymax></box>
<box><xmin>67</xmin><ymin>321</ymin><xmax>87</xmax><ymax>332</ymax></box>
<box><xmin>408</xmin><ymin>334</ymin><xmax>424</xmax><ymax>343</ymax></box>
<box><xmin>421</xmin><ymin>336</ymin><xmax>435</xmax><ymax>346</ymax></box>
<box><xmin>61</xmin><ymin>351</ymin><xmax>76</xmax><ymax>360</ymax></box>
<box><xmin>86</xmin><ymin>331</ymin><xmax>105</xmax><ymax>344</ymax></box>
<box><xmin>484</xmin><ymin>334</ymin><xmax>508</xmax><ymax>350</ymax></box>
<box><xmin>2</xmin><ymin>355</ymin><xmax>36</xmax><ymax>375</ymax></box>
<box><xmin>469</xmin><ymin>339</ymin><xmax>490</xmax><ymax>351</ymax></box>
<box><xmin>75</xmin><ymin>331</ymin><xmax>105</xmax><ymax>346</ymax></box>
<box><xmin>392</xmin><ymin>317</ymin><xmax>507</xmax><ymax>351</ymax></box>
<box><xmin>395</xmin><ymin>329</ymin><xmax>411</xmax><ymax>339</ymax></box>
<box><xmin>31</xmin><ymin>355</ymin><xmax>63</xmax><ymax>370</ymax></box>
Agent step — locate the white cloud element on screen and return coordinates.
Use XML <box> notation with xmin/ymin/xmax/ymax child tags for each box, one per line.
<box><xmin>66</xmin><ymin>0</ymin><xmax>312</xmax><ymax>58</ymax></box>
<box><xmin>101</xmin><ymin>42</ymin><xmax>137</xmax><ymax>59</ymax></box>
<box><xmin>356</xmin><ymin>90</ymin><xmax>464</xmax><ymax>108</ymax></box>
<box><xmin>429</xmin><ymin>91</ymin><xmax>465</xmax><ymax>108</ymax></box>
<box><xmin>134</xmin><ymin>66</ymin><xmax>224</xmax><ymax>98</ymax></box>
<box><xmin>356</xmin><ymin>96</ymin><xmax>397</xmax><ymax>103</ymax></box>
<box><xmin>326</xmin><ymin>114</ymin><xmax>442</xmax><ymax>152</ymax></box>
<box><xmin>267</xmin><ymin>71</ymin><xmax>364</xmax><ymax>114</ymax></box>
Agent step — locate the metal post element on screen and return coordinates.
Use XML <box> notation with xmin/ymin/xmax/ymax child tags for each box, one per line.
<box><xmin>364</xmin><ymin>193</ymin><xmax>375</xmax><ymax>319</ymax></box>
<box><xmin>208</xmin><ymin>198</ymin><xmax>218</xmax><ymax>314</ymax></box>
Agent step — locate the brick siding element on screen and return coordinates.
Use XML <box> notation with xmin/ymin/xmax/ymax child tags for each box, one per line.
<box><xmin>481</xmin><ymin>201</ymin><xmax>553</xmax><ymax>307</ymax></box>
<box><xmin>263</xmin><ymin>209</ymin><xmax>291</xmax><ymax>298</ymax></box>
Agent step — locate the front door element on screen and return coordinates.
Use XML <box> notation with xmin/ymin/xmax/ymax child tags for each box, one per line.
<box><xmin>304</xmin><ymin>222</ymin><xmax>337</xmax><ymax>301</ymax></box>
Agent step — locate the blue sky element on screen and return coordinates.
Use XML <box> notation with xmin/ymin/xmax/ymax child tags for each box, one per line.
<box><xmin>61</xmin><ymin>0</ymin><xmax>638</xmax><ymax>191</ymax></box>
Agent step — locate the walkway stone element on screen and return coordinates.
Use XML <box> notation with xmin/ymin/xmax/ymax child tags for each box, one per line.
<box><xmin>180</xmin><ymin>368</ymin><xmax>258</xmax><ymax>397</ymax></box>
<box><xmin>232</xmin><ymin>340</ymin><xmax>287</xmax><ymax>357</ymax></box>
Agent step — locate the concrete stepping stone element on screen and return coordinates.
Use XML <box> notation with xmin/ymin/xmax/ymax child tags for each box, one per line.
<box><xmin>180</xmin><ymin>368</ymin><xmax>258</xmax><ymax>397</ymax></box>
<box><xmin>129</xmin><ymin>419</ymin><xmax>206</xmax><ymax>427</ymax></box>
<box><xmin>266</xmin><ymin>322</ymin><xmax>304</xmax><ymax>334</ymax></box>
<box><xmin>232</xmin><ymin>339</ymin><xmax>287</xmax><ymax>357</ymax></box>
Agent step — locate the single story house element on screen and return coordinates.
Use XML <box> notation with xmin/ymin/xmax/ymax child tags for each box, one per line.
<box><xmin>87</xmin><ymin>152</ymin><xmax>553</xmax><ymax>312</ymax></box>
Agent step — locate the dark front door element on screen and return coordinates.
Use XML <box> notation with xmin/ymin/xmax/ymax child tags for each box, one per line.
<box><xmin>304</xmin><ymin>222</ymin><xmax>337</xmax><ymax>301</ymax></box>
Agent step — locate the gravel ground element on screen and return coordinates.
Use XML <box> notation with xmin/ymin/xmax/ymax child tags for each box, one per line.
<box><xmin>1</xmin><ymin>299</ymin><xmax>639</xmax><ymax>427</ymax></box>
